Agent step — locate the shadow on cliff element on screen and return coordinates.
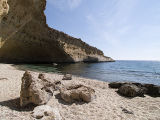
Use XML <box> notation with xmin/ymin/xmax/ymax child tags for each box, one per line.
<box><xmin>83</xmin><ymin>56</ymin><xmax>99</xmax><ymax>62</ymax></box>
<box><xmin>0</xmin><ymin>97</ymin><xmax>36</xmax><ymax>112</ymax></box>
<box><xmin>0</xmin><ymin>39</ymin><xmax>75</xmax><ymax>64</ymax></box>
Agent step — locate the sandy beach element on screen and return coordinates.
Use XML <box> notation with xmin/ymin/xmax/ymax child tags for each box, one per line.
<box><xmin>0</xmin><ymin>63</ymin><xmax>160</xmax><ymax>120</ymax></box>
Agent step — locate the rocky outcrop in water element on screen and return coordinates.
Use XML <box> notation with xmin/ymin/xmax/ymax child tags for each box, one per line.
<box><xmin>109</xmin><ymin>82</ymin><xmax>160</xmax><ymax>97</ymax></box>
<box><xmin>0</xmin><ymin>0</ymin><xmax>114</xmax><ymax>63</ymax></box>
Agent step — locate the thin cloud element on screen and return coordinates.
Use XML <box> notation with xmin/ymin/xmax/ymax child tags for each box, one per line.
<box><xmin>68</xmin><ymin>0</ymin><xmax>82</xmax><ymax>9</ymax></box>
<box><xmin>86</xmin><ymin>0</ymin><xmax>137</xmax><ymax>43</ymax></box>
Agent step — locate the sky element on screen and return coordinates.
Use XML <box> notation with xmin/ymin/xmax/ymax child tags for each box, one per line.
<box><xmin>45</xmin><ymin>0</ymin><xmax>160</xmax><ymax>60</ymax></box>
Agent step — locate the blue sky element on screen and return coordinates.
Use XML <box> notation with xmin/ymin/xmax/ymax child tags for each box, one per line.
<box><xmin>45</xmin><ymin>0</ymin><xmax>160</xmax><ymax>60</ymax></box>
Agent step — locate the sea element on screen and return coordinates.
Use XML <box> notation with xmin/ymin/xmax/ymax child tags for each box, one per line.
<box><xmin>14</xmin><ymin>60</ymin><xmax>160</xmax><ymax>85</ymax></box>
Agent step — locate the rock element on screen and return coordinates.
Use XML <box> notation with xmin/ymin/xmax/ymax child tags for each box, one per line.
<box><xmin>143</xmin><ymin>84</ymin><xmax>160</xmax><ymax>97</ymax></box>
<box><xmin>31</xmin><ymin>105</ymin><xmax>62</xmax><ymax>120</ymax></box>
<box><xmin>121</xmin><ymin>107</ymin><xmax>134</xmax><ymax>114</ymax></box>
<box><xmin>109</xmin><ymin>82</ymin><xmax>160</xmax><ymax>97</ymax></box>
<box><xmin>60</xmin><ymin>84</ymin><xmax>95</xmax><ymax>103</ymax></box>
<box><xmin>118</xmin><ymin>84</ymin><xmax>145</xmax><ymax>97</ymax></box>
<box><xmin>38</xmin><ymin>73</ymin><xmax>61</xmax><ymax>90</ymax></box>
<box><xmin>131</xmin><ymin>82</ymin><xmax>144</xmax><ymax>87</ymax></box>
<box><xmin>38</xmin><ymin>73</ymin><xmax>45</xmax><ymax>80</ymax></box>
<box><xmin>62</xmin><ymin>74</ymin><xmax>72</xmax><ymax>80</ymax></box>
<box><xmin>108</xmin><ymin>82</ymin><xmax>143</xmax><ymax>89</ymax></box>
<box><xmin>108</xmin><ymin>82</ymin><xmax>125</xmax><ymax>89</ymax></box>
<box><xmin>53</xmin><ymin>63</ymin><xmax>58</xmax><ymax>66</ymax></box>
<box><xmin>0</xmin><ymin>0</ymin><xmax>114</xmax><ymax>63</ymax></box>
<box><xmin>0</xmin><ymin>0</ymin><xmax>9</xmax><ymax>21</ymax></box>
<box><xmin>20</xmin><ymin>71</ymin><xmax>55</xmax><ymax>107</ymax></box>
<box><xmin>38</xmin><ymin>73</ymin><xmax>61</xmax><ymax>85</ymax></box>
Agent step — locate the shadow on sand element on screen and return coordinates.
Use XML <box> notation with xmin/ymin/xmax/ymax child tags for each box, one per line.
<box><xmin>0</xmin><ymin>97</ymin><xmax>36</xmax><ymax>112</ymax></box>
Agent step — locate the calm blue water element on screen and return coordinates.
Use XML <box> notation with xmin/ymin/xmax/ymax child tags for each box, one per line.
<box><xmin>14</xmin><ymin>60</ymin><xmax>160</xmax><ymax>85</ymax></box>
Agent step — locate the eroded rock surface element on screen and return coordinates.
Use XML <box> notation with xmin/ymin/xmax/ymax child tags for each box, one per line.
<box><xmin>118</xmin><ymin>84</ymin><xmax>145</xmax><ymax>97</ymax></box>
<box><xmin>60</xmin><ymin>84</ymin><xmax>95</xmax><ymax>103</ymax></box>
<box><xmin>108</xmin><ymin>82</ymin><xmax>125</xmax><ymax>89</ymax></box>
<box><xmin>0</xmin><ymin>0</ymin><xmax>114</xmax><ymax>63</ymax></box>
<box><xmin>20</xmin><ymin>71</ymin><xmax>57</xmax><ymax>107</ymax></box>
<box><xmin>144</xmin><ymin>84</ymin><xmax>160</xmax><ymax>97</ymax></box>
<box><xmin>0</xmin><ymin>0</ymin><xmax>9</xmax><ymax>21</ymax></box>
<box><xmin>31</xmin><ymin>105</ymin><xmax>62</xmax><ymax>120</ymax></box>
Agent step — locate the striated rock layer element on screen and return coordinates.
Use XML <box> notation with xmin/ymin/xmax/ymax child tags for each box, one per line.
<box><xmin>0</xmin><ymin>0</ymin><xmax>114</xmax><ymax>63</ymax></box>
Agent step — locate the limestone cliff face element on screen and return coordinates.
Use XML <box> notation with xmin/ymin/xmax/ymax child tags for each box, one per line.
<box><xmin>0</xmin><ymin>0</ymin><xmax>114</xmax><ymax>63</ymax></box>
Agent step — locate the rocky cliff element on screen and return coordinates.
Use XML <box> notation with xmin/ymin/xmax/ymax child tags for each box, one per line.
<box><xmin>0</xmin><ymin>0</ymin><xmax>114</xmax><ymax>63</ymax></box>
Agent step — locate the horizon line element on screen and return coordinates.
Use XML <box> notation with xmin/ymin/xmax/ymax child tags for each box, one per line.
<box><xmin>115</xmin><ymin>59</ymin><xmax>160</xmax><ymax>61</ymax></box>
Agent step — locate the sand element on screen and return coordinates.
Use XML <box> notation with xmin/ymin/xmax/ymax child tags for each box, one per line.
<box><xmin>0</xmin><ymin>63</ymin><xmax>160</xmax><ymax>120</ymax></box>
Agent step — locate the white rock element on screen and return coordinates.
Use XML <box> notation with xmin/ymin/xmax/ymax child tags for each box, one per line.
<box><xmin>31</xmin><ymin>105</ymin><xmax>62</xmax><ymax>120</ymax></box>
<box><xmin>62</xmin><ymin>74</ymin><xmax>72</xmax><ymax>80</ymax></box>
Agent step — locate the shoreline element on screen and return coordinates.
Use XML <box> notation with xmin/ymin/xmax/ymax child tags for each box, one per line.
<box><xmin>13</xmin><ymin>62</ymin><xmax>160</xmax><ymax>86</ymax></box>
<box><xmin>0</xmin><ymin>63</ymin><xmax>160</xmax><ymax>120</ymax></box>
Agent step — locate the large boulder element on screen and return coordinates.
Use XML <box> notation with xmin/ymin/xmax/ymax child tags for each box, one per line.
<box><xmin>143</xmin><ymin>84</ymin><xmax>160</xmax><ymax>97</ymax></box>
<box><xmin>118</xmin><ymin>84</ymin><xmax>145</xmax><ymax>97</ymax></box>
<box><xmin>20</xmin><ymin>71</ymin><xmax>56</xmax><ymax>107</ymax></box>
<box><xmin>31</xmin><ymin>105</ymin><xmax>62</xmax><ymax>120</ymax></box>
<box><xmin>60</xmin><ymin>84</ymin><xmax>95</xmax><ymax>103</ymax></box>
